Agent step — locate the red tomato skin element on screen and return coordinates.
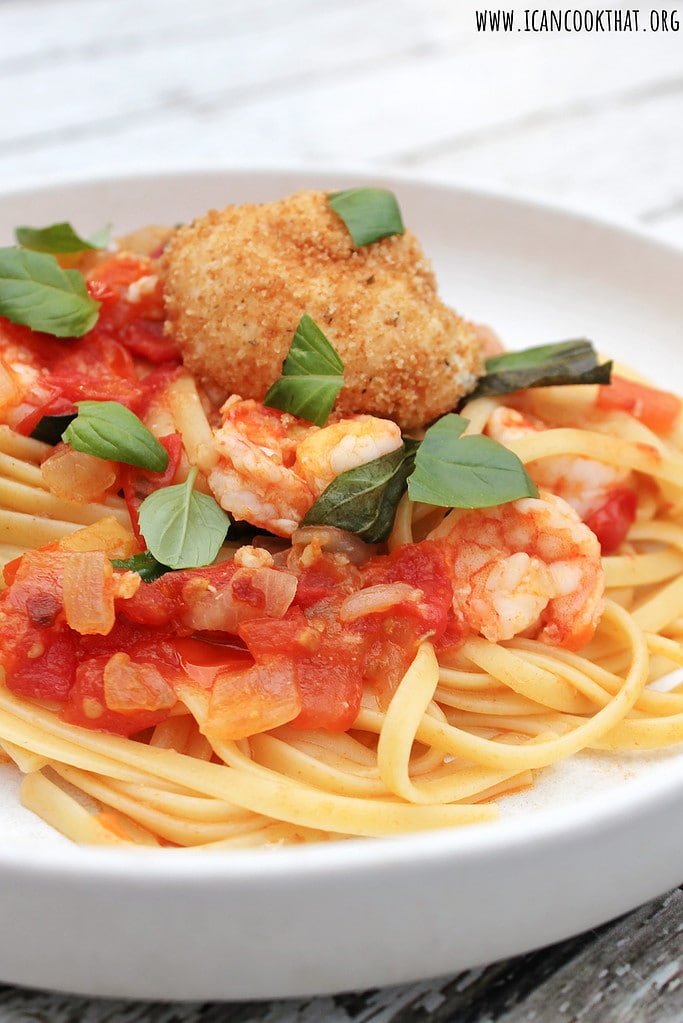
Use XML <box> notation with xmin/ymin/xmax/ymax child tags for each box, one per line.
<box><xmin>597</xmin><ymin>375</ymin><xmax>681</xmax><ymax>434</ymax></box>
<box><xmin>231</xmin><ymin>575</ymin><xmax>267</xmax><ymax>609</ymax></box>
<box><xmin>293</xmin><ymin>554</ymin><xmax>361</xmax><ymax>612</ymax></box>
<box><xmin>62</xmin><ymin>654</ymin><xmax>174</xmax><ymax>736</ymax></box>
<box><xmin>6</xmin><ymin>254</ymin><xmax>181</xmax><ymax>434</ymax></box>
<box><xmin>0</xmin><ymin>548</ymin><xmax>68</xmax><ymax>679</ymax></box>
<box><xmin>584</xmin><ymin>489</ymin><xmax>638</xmax><ymax>554</ymax></box>
<box><xmin>121</xmin><ymin>432</ymin><xmax>184</xmax><ymax>545</ymax></box>
<box><xmin>87</xmin><ymin>257</ymin><xmax>181</xmax><ymax>363</ymax></box>
<box><xmin>174</xmin><ymin>635</ymin><xmax>252</xmax><ymax>688</ymax></box>
<box><xmin>116</xmin><ymin>559</ymin><xmax>238</xmax><ymax>630</ymax></box>
<box><xmin>362</xmin><ymin>540</ymin><xmax>454</xmax><ymax>641</ymax></box>
<box><xmin>290</xmin><ymin>646</ymin><xmax>363</xmax><ymax>732</ymax></box>
<box><xmin>238</xmin><ymin>611</ymin><xmax>365</xmax><ymax>732</ymax></box>
<box><xmin>5</xmin><ymin>630</ymin><xmax>78</xmax><ymax>702</ymax></box>
<box><xmin>117</xmin><ymin>320</ymin><xmax>180</xmax><ymax>364</ymax></box>
<box><xmin>238</xmin><ymin>609</ymin><xmax>312</xmax><ymax>659</ymax></box>
<box><xmin>12</xmin><ymin>332</ymin><xmax>144</xmax><ymax>434</ymax></box>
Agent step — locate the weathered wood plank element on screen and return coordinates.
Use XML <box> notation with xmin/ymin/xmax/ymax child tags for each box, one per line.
<box><xmin>1</xmin><ymin>0</ymin><xmax>681</xmax><ymax>240</ymax></box>
<box><xmin>1</xmin><ymin>0</ymin><xmax>433</xmax><ymax>144</ymax></box>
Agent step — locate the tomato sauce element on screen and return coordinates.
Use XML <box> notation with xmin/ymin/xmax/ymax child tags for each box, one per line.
<box><xmin>0</xmin><ymin>536</ymin><xmax>458</xmax><ymax>738</ymax></box>
<box><xmin>0</xmin><ymin>251</ymin><xmax>460</xmax><ymax>741</ymax></box>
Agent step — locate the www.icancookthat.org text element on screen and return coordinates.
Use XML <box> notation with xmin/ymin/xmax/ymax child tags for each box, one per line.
<box><xmin>475</xmin><ymin>8</ymin><xmax>680</xmax><ymax>31</ymax></box>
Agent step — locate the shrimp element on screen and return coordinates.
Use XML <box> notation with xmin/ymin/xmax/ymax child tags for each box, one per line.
<box><xmin>439</xmin><ymin>490</ymin><xmax>604</xmax><ymax>650</ymax></box>
<box><xmin>209</xmin><ymin>397</ymin><xmax>403</xmax><ymax>537</ymax></box>
<box><xmin>486</xmin><ymin>405</ymin><xmax>631</xmax><ymax>519</ymax></box>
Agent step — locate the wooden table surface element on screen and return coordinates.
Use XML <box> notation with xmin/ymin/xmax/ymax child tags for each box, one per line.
<box><xmin>1</xmin><ymin>1</ymin><xmax>682</xmax><ymax>1019</ymax></box>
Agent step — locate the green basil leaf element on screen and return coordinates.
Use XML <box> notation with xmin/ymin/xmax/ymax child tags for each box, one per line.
<box><xmin>263</xmin><ymin>314</ymin><xmax>344</xmax><ymax>426</ymax></box>
<box><xmin>302</xmin><ymin>440</ymin><xmax>419</xmax><ymax>543</ymax></box>
<box><xmin>138</xmin><ymin>467</ymin><xmax>230</xmax><ymax>570</ymax></box>
<box><xmin>328</xmin><ymin>187</ymin><xmax>405</xmax><ymax>246</ymax></box>
<box><xmin>0</xmin><ymin>246</ymin><xmax>100</xmax><ymax>337</ymax></box>
<box><xmin>467</xmin><ymin>339</ymin><xmax>612</xmax><ymax>401</ymax></box>
<box><xmin>63</xmin><ymin>401</ymin><xmax>169</xmax><ymax>471</ymax></box>
<box><xmin>408</xmin><ymin>413</ymin><xmax>538</xmax><ymax>508</ymax></box>
<box><xmin>15</xmin><ymin>221</ymin><xmax>111</xmax><ymax>254</ymax></box>
<box><xmin>111</xmin><ymin>550</ymin><xmax>170</xmax><ymax>582</ymax></box>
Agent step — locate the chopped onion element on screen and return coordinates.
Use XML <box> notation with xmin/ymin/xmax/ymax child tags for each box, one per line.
<box><xmin>339</xmin><ymin>582</ymin><xmax>423</xmax><ymax>623</ymax></box>
<box><xmin>62</xmin><ymin>550</ymin><xmax>116</xmax><ymax>635</ymax></box>
<box><xmin>58</xmin><ymin>517</ymin><xmax>138</xmax><ymax>559</ymax></box>
<box><xmin>41</xmin><ymin>443</ymin><xmax>118</xmax><ymax>502</ymax></box>
<box><xmin>291</xmin><ymin>525</ymin><xmax>374</xmax><ymax>564</ymax></box>
<box><xmin>103</xmin><ymin>652</ymin><xmax>176</xmax><ymax>713</ymax></box>
<box><xmin>251</xmin><ymin>567</ymin><xmax>298</xmax><ymax>618</ymax></box>
<box><xmin>180</xmin><ymin>566</ymin><xmax>298</xmax><ymax>634</ymax></box>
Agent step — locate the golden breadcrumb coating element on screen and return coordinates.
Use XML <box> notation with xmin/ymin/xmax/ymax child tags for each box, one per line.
<box><xmin>162</xmin><ymin>190</ymin><xmax>483</xmax><ymax>431</ymax></box>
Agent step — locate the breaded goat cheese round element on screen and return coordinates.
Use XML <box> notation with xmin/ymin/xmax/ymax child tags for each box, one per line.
<box><xmin>162</xmin><ymin>190</ymin><xmax>483</xmax><ymax>431</ymax></box>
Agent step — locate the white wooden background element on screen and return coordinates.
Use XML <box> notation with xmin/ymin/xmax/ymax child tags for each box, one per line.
<box><xmin>2</xmin><ymin>0</ymin><xmax>683</xmax><ymax>247</ymax></box>
<box><xmin>1</xmin><ymin>0</ymin><xmax>683</xmax><ymax>1019</ymax></box>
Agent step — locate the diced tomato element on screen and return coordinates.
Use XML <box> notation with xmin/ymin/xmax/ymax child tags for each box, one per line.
<box><xmin>584</xmin><ymin>488</ymin><xmax>638</xmax><ymax>554</ymax></box>
<box><xmin>116</xmin><ymin>320</ymin><xmax>181</xmax><ymax>364</ymax></box>
<box><xmin>3</xmin><ymin>254</ymin><xmax>181</xmax><ymax>435</ymax></box>
<box><xmin>362</xmin><ymin>540</ymin><xmax>454</xmax><ymax>641</ymax></box>
<box><xmin>290</xmin><ymin>631</ymin><xmax>365</xmax><ymax>732</ymax></box>
<box><xmin>87</xmin><ymin>255</ymin><xmax>164</xmax><ymax>319</ymax></box>
<box><xmin>117</xmin><ymin>559</ymin><xmax>236</xmax><ymax>630</ymax></box>
<box><xmin>239</xmin><ymin>611</ymin><xmax>365</xmax><ymax>732</ymax></box>
<box><xmin>63</xmin><ymin>654</ymin><xmax>177</xmax><ymax>736</ymax></box>
<box><xmin>12</xmin><ymin>332</ymin><xmax>144</xmax><ymax>435</ymax></box>
<box><xmin>174</xmin><ymin>635</ymin><xmax>252</xmax><ymax>688</ymax></box>
<box><xmin>6</xmin><ymin>630</ymin><xmax>78</xmax><ymax>702</ymax></box>
<box><xmin>597</xmin><ymin>375</ymin><xmax>681</xmax><ymax>434</ymax></box>
<box><xmin>204</xmin><ymin>656</ymin><xmax>301</xmax><ymax>741</ymax></box>
<box><xmin>116</xmin><ymin>579</ymin><xmax>178</xmax><ymax>628</ymax></box>
<box><xmin>49</xmin><ymin>333</ymin><xmax>140</xmax><ymax>401</ymax></box>
<box><xmin>0</xmin><ymin>529</ymin><xmax>462</xmax><ymax>739</ymax></box>
<box><xmin>89</xmin><ymin>255</ymin><xmax>157</xmax><ymax>289</ymax></box>
<box><xmin>238</xmin><ymin>610</ymin><xmax>315</xmax><ymax>660</ymax></box>
<box><xmin>0</xmin><ymin>548</ymin><xmax>76</xmax><ymax>700</ymax></box>
<box><xmin>0</xmin><ymin>549</ymin><xmax>67</xmax><ymax>666</ymax></box>
<box><xmin>293</xmin><ymin>552</ymin><xmax>361</xmax><ymax>611</ymax></box>
<box><xmin>87</xmin><ymin>256</ymin><xmax>181</xmax><ymax>363</ymax></box>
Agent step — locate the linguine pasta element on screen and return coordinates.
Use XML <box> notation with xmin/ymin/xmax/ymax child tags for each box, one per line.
<box><xmin>2</xmin><ymin>199</ymin><xmax>683</xmax><ymax>850</ymax></box>
<box><xmin>2</xmin><ymin>388</ymin><xmax>683</xmax><ymax>849</ymax></box>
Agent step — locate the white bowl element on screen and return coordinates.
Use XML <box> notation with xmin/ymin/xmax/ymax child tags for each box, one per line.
<box><xmin>1</xmin><ymin>170</ymin><xmax>682</xmax><ymax>1001</ymax></box>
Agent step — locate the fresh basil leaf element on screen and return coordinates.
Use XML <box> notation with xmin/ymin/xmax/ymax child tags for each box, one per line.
<box><xmin>15</xmin><ymin>221</ymin><xmax>111</xmax><ymax>254</ymax></box>
<box><xmin>328</xmin><ymin>187</ymin><xmax>405</xmax><ymax>247</ymax></box>
<box><xmin>302</xmin><ymin>440</ymin><xmax>419</xmax><ymax>543</ymax></box>
<box><xmin>467</xmin><ymin>339</ymin><xmax>612</xmax><ymax>401</ymax></box>
<box><xmin>138</xmin><ymin>467</ymin><xmax>230</xmax><ymax>570</ymax></box>
<box><xmin>0</xmin><ymin>246</ymin><xmax>100</xmax><ymax>337</ymax></box>
<box><xmin>407</xmin><ymin>413</ymin><xmax>538</xmax><ymax>508</ymax></box>
<box><xmin>111</xmin><ymin>550</ymin><xmax>170</xmax><ymax>582</ymax></box>
<box><xmin>263</xmin><ymin>314</ymin><xmax>344</xmax><ymax>426</ymax></box>
<box><xmin>63</xmin><ymin>401</ymin><xmax>169</xmax><ymax>472</ymax></box>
